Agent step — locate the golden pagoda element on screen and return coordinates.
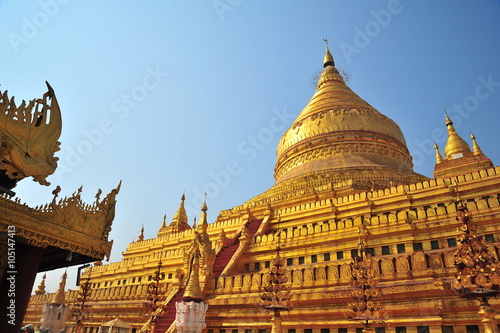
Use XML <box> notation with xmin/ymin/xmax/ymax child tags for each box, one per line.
<box><xmin>24</xmin><ymin>45</ymin><xmax>500</xmax><ymax>333</ymax></box>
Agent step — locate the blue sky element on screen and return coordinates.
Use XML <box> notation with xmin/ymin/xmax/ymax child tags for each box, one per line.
<box><xmin>1</xmin><ymin>1</ymin><xmax>500</xmax><ymax>292</ymax></box>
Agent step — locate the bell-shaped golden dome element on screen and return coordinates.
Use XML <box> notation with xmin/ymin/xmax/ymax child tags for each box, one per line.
<box><xmin>274</xmin><ymin>46</ymin><xmax>422</xmax><ymax>188</ymax></box>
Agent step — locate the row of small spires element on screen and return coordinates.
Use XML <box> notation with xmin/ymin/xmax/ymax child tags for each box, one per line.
<box><xmin>434</xmin><ymin>113</ymin><xmax>485</xmax><ymax>164</ymax></box>
<box><xmin>34</xmin><ymin>271</ymin><xmax>67</xmax><ymax>306</ymax></box>
<box><xmin>137</xmin><ymin>195</ymin><xmax>208</xmax><ymax>242</ymax></box>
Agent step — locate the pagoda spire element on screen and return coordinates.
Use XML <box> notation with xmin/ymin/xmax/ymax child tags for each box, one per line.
<box><xmin>35</xmin><ymin>273</ymin><xmax>47</xmax><ymax>295</ymax></box>
<box><xmin>323</xmin><ymin>37</ymin><xmax>335</xmax><ymax>68</ymax></box>
<box><xmin>171</xmin><ymin>192</ymin><xmax>188</xmax><ymax>226</ymax></box>
<box><xmin>434</xmin><ymin>143</ymin><xmax>443</xmax><ymax>164</ymax></box>
<box><xmin>199</xmin><ymin>195</ymin><xmax>208</xmax><ymax>233</ymax></box>
<box><xmin>137</xmin><ymin>225</ymin><xmax>145</xmax><ymax>242</ymax></box>
<box><xmin>183</xmin><ymin>251</ymin><xmax>203</xmax><ymax>302</ymax></box>
<box><xmin>444</xmin><ymin>112</ymin><xmax>471</xmax><ymax>159</ymax></box>
<box><xmin>50</xmin><ymin>271</ymin><xmax>67</xmax><ymax>305</ymax></box>
<box><xmin>161</xmin><ymin>214</ymin><xmax>167</xmax><ymax>229</ymax></box>
<box><xmin>470</xmin><ymin>131</ymin><xmax>483</xmax><ymax>155</ymax></box>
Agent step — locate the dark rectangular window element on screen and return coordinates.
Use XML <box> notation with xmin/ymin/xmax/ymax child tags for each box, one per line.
<box><xmin>397</xmin><ymin>243</ymin><xmax>406</xmax><ymax>253</ymax></box>
<box><xmin>486</xmin><ymin>234</ymin><xmax>495</xmax><ymax>242</ymax></box>
<box><xmin>245</xmin><ymin>263</ymin><xmax>250</xmax><ymax>271</ymax></box>
<box><xmin>259</xmin><ymin>330</ymin><xmax>266</xmax><ymax>333</ymax></box>
<box><xmin>208</xmin><ymin>330</ymin><xmax>213</xmax><ymax>333</ymax></box>
<box><xmin>356</xmin><ymin>328</ymin><xmax>364</xmax><ymax>333</ymax></box>
<box><xmin>431</xmin><ymin>240</ymin><xmax>439</xmax><ymax>249</ymax></box>
<box><xmin>305</xmin><ymin>330</ymin><xmax>313</xmax><ymax>333</ymax></box>
<box><xmin>442</xmin><ymin>326</ymin><xmax>454</xmax><ymax>333</ymax></box>
<box><xmin>288</xmin><ymin>330</ymin><xmax>296</xmax><ymax>333</ymax></box>
<box><xmin>366</xmin><ymin>247</ymin><xmax>375</xmax><ymax>257</ymax></box>
<box><xmin>447</xmin><ymin>238</ymin><xmax>457</xmax><ymax>247</ymax></box>
<box><xmin>255</xmin><ymin>262</ymin><xmax>261</xmax><ymax>270</ymax></box>
<box><xmin>232</xmin><ymin>330</ymin><xmax>238</xmax><ymax>333</ymax></box>
<box><xmin>466</xmin><ymin>326</ymin><xmax>479</xmax><ymax>333</ymax></box>
<box><xmin>265</xmin><ymin>261</ymin><xmax>270</xmax><ymax>268</ymax></box>
<box><xmin>338</xmin><ymin>329</ymin><xmax>347</xmax><ymax>333</ymax></box>
<box><xmin>299</xmin><ymin>257</ymin><xmax>305</xmax><ymax>265</ymax></box>
<box><xmin>337</xmin><ymin>251</ymin><xmax>344</xmax><ymax>260</ymax></box>
<box><xmin>376</xmin><ymin>328</ymin><xmax>386</xmax><ymax>333</ymax></box>
<box><xmin>117</xmin><ymin>280</ymin><xmax>121</xmax><ymax>285</ymax></box>
<box><xmin>413</xmin><ymin>242</ymin><xmax>423</xmax><ymax>251</ymax></box>
<box><xmin>168</xmin><ymin>273</ymin><xmax>173</xmax><ymax>279</ymax></box>
<box><xmin>132</xmin><ymin>277</ymin><xmax>136</xmax><ymax>283</ymax></box>
<box><xmin>311</xmin><ymin>255</ymin><xmax>318</xmax><ymax>263</ymax></box>
<box><xmin>351</xmin><ymin>249</ymin><xmax>358</xmax><ymax>258</ymax></box>
<box><xmin>287</xmin><ymin>258</ymin><xmax>293</xmax><ymax>266</ymax></box>
<box><xmin>382</xmin><ymin>246</ymin><xmax>391</xmax><ymax>255</ymax></box>
<box><xmin>245</xmin><ymin>330</ymin><xmax>252</xmax><ymax>333</ymax></box>
<box><xmin>138</xmin><ymin>277</ymin><xmax>142</xmax><ymax>282</ymax></box>
<box><xmin>323</xmin><ymin>253</ymin><xmax>331</xmax><ymax>261</ymax></box>
<box><xmin>417</xmin><ymin>326</ymin><xmax>429</xmax><ymax>333</ymax></box>
<box><xmin>321</xmin><ymin>329</ymin><xmax>330</xmax><ymax>333</ymax></box>
<box><xmin>396</xmin><ymin>327</ymin><xmax>406</xmax><ymax>333</ymax></box>
<box><xmin>220</xmin><ymin>330</ymin><xmax>226</xmax><ymax>333</ymax></box>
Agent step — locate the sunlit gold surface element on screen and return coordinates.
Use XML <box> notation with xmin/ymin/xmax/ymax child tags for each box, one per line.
<box><xmin>275</xmin><ymin>48</ymin><xmax>419</xmax><ymax>186</ymax></box>
<box><xmin>24</xmin><ymin>47</ymin><xmax>500</xmax><ymax>333</ymax></box>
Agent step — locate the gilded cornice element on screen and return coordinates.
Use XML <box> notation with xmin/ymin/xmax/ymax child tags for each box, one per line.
<box><xmin>0</xmin><ymin>82</ymin><xmax>62</xmax><ymax>186</ymax></box>
<box><xmin>0</xmin><ymin>182</ymin><xmax>120</xmax><ymax>261</ymax></box>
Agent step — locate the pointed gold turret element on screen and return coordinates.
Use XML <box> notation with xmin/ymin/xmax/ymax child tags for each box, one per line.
<box><xmin>35</xmin><ymin>273</ymin><xmax>47</xmax><ymax>295</ymax></box>
<box><xmin>137</xmin><ymin>226</ymin><xmax>144</xmax><ymax>242</ymax></box>
<box><xmin>183</xmin><ymin>252</ymin><xmax>203</xmax><ymax>302</ymax></box>
<box><xmin>161</xmin><ymin>214</ymin><xmax>167</xmax><ymax>229</ymax></box>
<box><xmin>199</xmin><ymin>199</ymin><xmax>208</xmax><ymax>233</ymax></box>
<box><xmin>470</xmin><ymin>132</ymin><xmax>483</xmax><ymax>155</ymax></box>
<box><xmin>434</xmin><ymin>143</ymin><xmax>443</xmax><ymax>164</ymax></box>
<box><xmin>171</xmin><ymin>193</ymin><xmax>188</xmax><ymax>226</ymax></box>
<box><xmin>158</xmin><ymin>193</ymin><xmax>191</xmax><ymax>236</ymax></box>
<box><xmin>50</xmin><ymin>271</ymin><xmax>67</xmax><ymax>305</ymax></box>
<box><xmin>444</xmin><ymin>113</ymin><xmax>471</xmax><ymax>159</ymax></box>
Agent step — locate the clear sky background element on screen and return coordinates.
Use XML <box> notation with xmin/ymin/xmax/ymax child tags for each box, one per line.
<box><xmin>1</xmin><ymin>1</ymin><xmax>500</xmax><ymax>294</ymax></box>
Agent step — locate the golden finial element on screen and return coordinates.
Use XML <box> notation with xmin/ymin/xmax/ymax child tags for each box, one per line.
<box><xmin>50</xmin><ymin>270</ymin><xmax>67</xmax><ymax>305</ymax></box>
<box><xmin>183</xmin><ymin>251</ymin><xmax>203</xmax><ymax>302</ymax></box>
<box><xmin>199</xmin><ymin>197</ymin><xmax>209</xmax><ymax>232</ymax></box>
<box><xmin>137</xmin><ymin>225</ymin><xmax>144</xmax><ymax>242</ymax></box>
<box><xmin>323</xmin><ymin>37</ymin><xmax>335</xmax><ymax>68</ymax></box>
<box><xmin>95</xmin><ymin>188</ymin><xmax>102</xmax><ymax>202</ymax></box>
<box><xmin>171</xmin><ymin>193</ymin><xmax>188</xmax><ymax>225</ymax></box>
<box><xmin>434</xmin><ymin>143</ymin><xmax>443</xmax><ymax>164</ymax></box>
<box><xmin>470</xmin><ymin>131</ymin><xmax>483</xmax><ymax>155</ymax></box>
<box><xmin>201</xmin><ymin>192</ymin><xmax>208</xmax><ymax>212</ymax></box>
<box><xmin>444</xmin><ymin>111</ymin><xmax>471</xmax><ymax>159</ymax></box>
<box><xmin>161</xmin><ymin>214</ymin><xmax>167</xmax><ymax>228</ymax></box>
<box><xmin>35</xmin><ymin>273</ymin><xmax>47</xmax><ymax>295</ymax></box>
